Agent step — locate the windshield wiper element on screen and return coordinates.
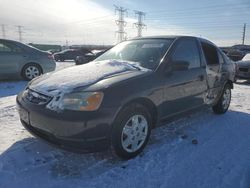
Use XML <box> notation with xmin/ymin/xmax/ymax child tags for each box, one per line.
<box><xmin>129</xmin><ymin>63</ymin><xmax>141</xmax><ymax>71</ymax></box>
<box><xmin>107</xmin><ymin>59</ymin><xmax>143</xmax><ymax>71</ymax></box>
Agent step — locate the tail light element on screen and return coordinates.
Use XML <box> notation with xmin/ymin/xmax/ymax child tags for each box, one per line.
<box><xmin>48</xmin><ymin>54</ymin><xmax>54</xmax><ymax>60</ymax></box>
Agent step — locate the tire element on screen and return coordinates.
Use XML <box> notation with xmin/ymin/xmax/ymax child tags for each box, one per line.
<box><xmin>54</xmin><ymin>56</ymin><xmax>60</xmax><ymax>61</ymax></box>
<box><xmin>22</xmin><ymin>63</ymin><xmax>42</xmax><ymax>81</ymax></box>
<box><xmin>111</xmin><ymin>103</ymin><xmax>152</xmax><ymax>159</ymax></box>
<box><xmin>212</xmin><ymin>84</ymin><xmax>231</xmax><ymax>114</ymax></box>
<box><xmin>74</xmin><ymin>58</ymin><xmax>78</xmax><ymax>63</ymax></box>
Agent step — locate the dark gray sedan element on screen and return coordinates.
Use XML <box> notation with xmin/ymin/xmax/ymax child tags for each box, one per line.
<box><xmin>0</xmin><ymin>39</ymin><xmax>56</xmax><ymax>80</ymax></box>
<box><xmin>17</xmin><ymin>36</ymin><xmax>235</xmax><ymax>159</ymax></box>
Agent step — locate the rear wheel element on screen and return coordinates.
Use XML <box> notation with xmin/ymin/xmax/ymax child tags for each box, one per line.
<box><xmin>111</xmin><ymin>104</ymin><xmax>152</xmax><ymax>159</ymax></box>
<box><xmin>212</xmin><ymin>84</ymin><xmax>231</xmax><ymax>114</ymax></box>
<box><xmin>22</xmin><ymin>64</ymin><xmax>42</xmax><ymax>81</ymax></box>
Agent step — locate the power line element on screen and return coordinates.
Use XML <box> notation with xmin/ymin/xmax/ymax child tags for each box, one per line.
<box><xmin>134</xmin><ymin>10</ymin><xmax>146</xmax><ymax>37</ymax></box>
<box><xmin>62</xmin><ymin>15</ymin><xmax>113</xmax><ymax>25</ymax></box>
<box><xmin>1</xmin><ymin>24</ymin><xmax>6</xmax><ymax>39</ymax></box>
<box><xmin>146</xmin><ymin>12</ymin><xmax>250</xmax><ymax>21</ymax></box>
<box><xmin>114</xmin><ymin>5</ymin><xmax>128</xmax><ymax>43</ymax></box>
<box><xmin>147</xmin><ymin>2</ymin><xmax>250</xmax><ymax>14</ymax></box>
<box><xmin>242</xmin><ymin>23</ymin><xmax>246</xmax><ymax>45</ymax></box>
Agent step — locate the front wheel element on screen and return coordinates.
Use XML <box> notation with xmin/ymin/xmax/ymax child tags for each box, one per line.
<box><xmin>111</xmin><ymin>104</ymin><xmax>152</xmax><ymax>159</ymax></box>
<box><xmin>212</xmin><ymin>84</ymin><xmax>231</xmax><ymax>114</ymax></box>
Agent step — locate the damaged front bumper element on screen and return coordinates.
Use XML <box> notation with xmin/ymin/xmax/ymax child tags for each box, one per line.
<box><xmin>16</xmin><ymin>91</ymin><xmax>117</xmax><ymax>153</ymax></box>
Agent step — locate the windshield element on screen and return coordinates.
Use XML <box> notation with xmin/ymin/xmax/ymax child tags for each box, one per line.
<box><xmin>242</xmin><ymin>53</ymin><xmax>250</xmax><ymax>61</ymax></box>
<box><xmin>95</xmin><ymin>39</ymin><xmax>174</xmax><ymax>70</ymax></box>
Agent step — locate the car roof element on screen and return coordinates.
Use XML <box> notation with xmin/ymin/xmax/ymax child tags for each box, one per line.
<box><xmin>0</xmin><ymin>38</ymin><xmax>21</xmax><ymax>43</ymax></box>
<box><xmin>129</xmin><ymin>35</ymin><xmax>218</xmax><ymax>48</ymax></box>
<box><xmin>130</xmin><ymin>35</ymin><xmax>217</xmax><ymax>45</ymax></box>
<box><xmin>131</xmin><ymin>35</ymin><xmax>198</xmax><ymax>40</ymax></box>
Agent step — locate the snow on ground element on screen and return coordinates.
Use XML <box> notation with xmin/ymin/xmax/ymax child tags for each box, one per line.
<box><xmin>0</xmin><ymin>63</ymin><xmax>250</xmax><ymax>188</ymax></box>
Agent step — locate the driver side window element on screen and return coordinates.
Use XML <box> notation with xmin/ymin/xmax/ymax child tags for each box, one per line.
<box><xmin>171</xmin><ymin>38</ymin><xmax>201</xmax><ymax>70</ymax></box>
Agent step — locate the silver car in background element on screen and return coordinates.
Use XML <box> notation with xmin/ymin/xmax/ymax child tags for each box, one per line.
<box><xmin>0</xmin><ymin>39</ymin><xmax>56</xmax><ymax>80</ymax></box>
<box><xmin>235</xmin><ymin>53</ymin><xmax>250</xmax><ymax>82</ymax></box>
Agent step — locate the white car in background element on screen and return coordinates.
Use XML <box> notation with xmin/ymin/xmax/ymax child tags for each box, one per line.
<box><xmin>235</xmin><ymin>53</ymin><xmax>250</xmax><ymax>82</ymax></box>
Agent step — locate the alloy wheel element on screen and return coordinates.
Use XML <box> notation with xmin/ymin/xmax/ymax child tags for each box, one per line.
<box><xmin>121</xmin><ymin>115</ymin><xmax>148</xmax><ymax>153</ymax></box>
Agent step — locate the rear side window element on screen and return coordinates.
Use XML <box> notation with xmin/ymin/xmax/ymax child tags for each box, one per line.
<box><xmin>0</xmin><ymin>42</ymin><xmax>12</xmax><ymax>52</ymax></box>
<box><xmin>201</xmin><ymin>42</ymin><xmax>219</xmax><ymax>65</ymax></box>
<box><xmin>0</xmin><ymin>42</ymin><xmax>23</xmax><ymax>53</ymax></box>
<box><xmin>65</xmin><ymin>51</ymin><xmax>73</xmax><ymax>55</ymax></box>
<box><xmin>7</xmin><ymin>43</ymin><xmax>23</xmax><ymax>53</ymax></box>
<box><xmin>171</xmin><ymin>38</ymin><xmax>201</xmax><ymax>69</ymax></box>
<box><xmin>218</xmin><ymin>52</ymin><xmax>225</xmax><ymax>64</ymax></box>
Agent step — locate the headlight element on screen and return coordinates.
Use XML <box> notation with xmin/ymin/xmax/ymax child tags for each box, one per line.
<box><xmin>62</xmin><ymin>92</ymin><xmax>104</xmax><ymax>111</ymax></box>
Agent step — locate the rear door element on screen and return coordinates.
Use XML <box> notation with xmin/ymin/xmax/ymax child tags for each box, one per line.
<box><xmin>200</xmin><ymin>41</ymin><xmax>221</xmax><ymax>89</ymax></box>
<box><xmin>161</xmin><ymin>38</ymin><xmax>207</xmax><ymax>117</ymax></box>
<box><xmin>0</xmin><ymin>41</ymin><xmax>26</xmax><ymax>79</ymax></box>
<box><xmin>0</xmin><ymin>41</ymin><xmax>23</xmax><ymax>79</ymax></box>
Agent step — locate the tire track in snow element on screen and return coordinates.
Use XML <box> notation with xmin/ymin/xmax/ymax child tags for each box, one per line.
<box><xmin>0</xmin><ymin>105</ymin><xmax>16</xmax><ymax>118</ymax></box>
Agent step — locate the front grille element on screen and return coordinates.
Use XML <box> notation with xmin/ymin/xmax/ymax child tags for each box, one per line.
<box><xmin>24</xmin><ymin>89</ymin><xmax>52</xmax><ymax>105</ymax></box>
<box><xmin>239</xmin><ymin>67</ymin><xmax>249</xmax><ymax>72</ymax></box>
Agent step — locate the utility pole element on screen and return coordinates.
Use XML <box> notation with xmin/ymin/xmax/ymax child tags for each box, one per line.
<box><xmin>134</xmin><ymin>10</ymin><xmax>146</xmax><ymax>37</ymax></box>
<box><xmin>114</xmin><ymin>5</ymin><xmax>128</xmax><ymax>43</ymax></box>
<box><xmin>17</xmin><ymin>25</ymin><xmax>23</xmax><ymax>42</ymax></box>
<box><xmin>66</xmin><ymin>39</ymin><xmax>69</xmax><ymax>49</ymax></box>
<box><xmin>1</xmin><ymin>24</ymin><xmax>6</xmax><ymax>39</ymax></box>
<box><xmin>242</xmin><ymin>23</ymin><xmax>246</xmax><ymax>45</ymax></box>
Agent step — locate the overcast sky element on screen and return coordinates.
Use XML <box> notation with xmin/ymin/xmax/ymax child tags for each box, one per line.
<box><xmin>0</xmin><ymin>0</ymin><xmax>249</xmax><ymax>46</ymax></box>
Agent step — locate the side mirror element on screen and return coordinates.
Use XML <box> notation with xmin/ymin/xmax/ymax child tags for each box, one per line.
<box><xmin>172</xmin><ymin>60</ymin><xmax>190</xmax><ymax>71</ymax></box>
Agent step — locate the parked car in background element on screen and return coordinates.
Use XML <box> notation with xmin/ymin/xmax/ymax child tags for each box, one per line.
<box><xmin>222</xmin><ymin>49</ymin><xmax>245</xmax><ymax>61</ymax></box>
<box><xmin>75</xmin><ymin>49</ymin><xmax>107</xmax><ymax>65</ymax></box>
<box><xmin>53</xmin><ymin>49</ymin><xmax>91</xmax><ymax>62</ymax></box>
<box><xmin>0</xmin><ymin>39</ymin><xmax>56</xmax><ymax>80</ymax></box>
<box><xmin>46</xmin><ymin>49</ymin><xmax>61</xmax><ymax>54</ymax></box>
<box><xmin>235</xmin><ymin>53</ymin><xmax>250</xmax><ymax>82</ymax></box>
<box><xmin>17</xmin><ymin>36</ymin><xmax>235</xmax><ymax>159</ymax></box>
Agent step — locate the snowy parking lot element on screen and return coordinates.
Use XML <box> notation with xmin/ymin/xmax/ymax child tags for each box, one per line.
<box><xmin>0</xmin><ymin>62</ymin><xmax>250</xmax><ymax>188</ymax></box>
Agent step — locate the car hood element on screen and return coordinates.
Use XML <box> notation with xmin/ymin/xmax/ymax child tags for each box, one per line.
<box><xmin>236</xmin><ymin>60</ymin><xmax>250</xmax><ymax>67</ymax></box>
<box><xmin>29</xmin><ymin>59</ymin><xmax>150</xmax><ymax>95</ymax></box>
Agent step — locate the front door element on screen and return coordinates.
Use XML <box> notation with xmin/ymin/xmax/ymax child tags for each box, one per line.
<box><xmin>161</xmin><ymin>38</ymin><xmax>207</xmax><ymax>117</ymax></box>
